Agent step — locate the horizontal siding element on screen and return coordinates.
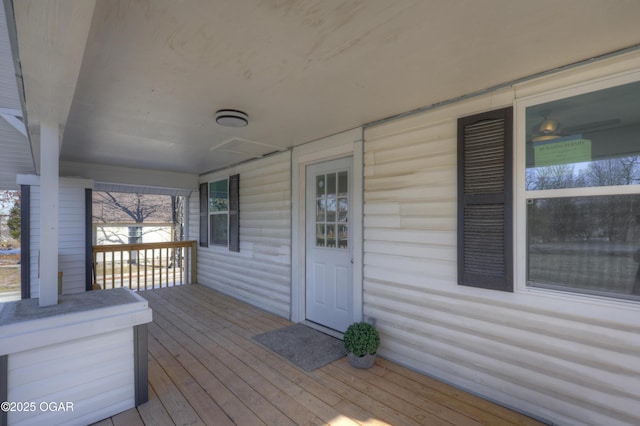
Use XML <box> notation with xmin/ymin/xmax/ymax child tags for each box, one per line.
<box><xmin>8</xmin><ymin>328</ymin><xmax>134</xmax><ymax>426</ymax></box>
<box><xmin>195</xmin><ymin>151</ymin><xmax>291</xmax><ymax>318</ymax></box>
<box><xmin>58</xmin><ymin>185</ymin><xmax>87</xmax><ymax>294</ymax></box>
<box><xmin>28</xmin><ymin>187</ymin><xmax>39</xmax><ymax>298</ymax></box>
<box><xmin>364</xmin><ymin>88</ymin><xmax>640</xmax><ymax>426</ymax></box>
<box><xmin>28</xmin><ymin>182</ymin><xmax>88</xmax><ymax>297</ymax></box>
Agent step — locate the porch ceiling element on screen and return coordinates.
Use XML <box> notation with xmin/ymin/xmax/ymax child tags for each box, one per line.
<box><xmin>3</xmin><ymin>0</ymin><xmax>640</xmax><ymax>185</ymax></box>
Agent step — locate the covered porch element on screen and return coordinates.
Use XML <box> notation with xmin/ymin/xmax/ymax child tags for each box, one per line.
<box><xmin>93</xmin><ymin>284</ymin><xmax>543</xmax><ymax>426</ymax></box>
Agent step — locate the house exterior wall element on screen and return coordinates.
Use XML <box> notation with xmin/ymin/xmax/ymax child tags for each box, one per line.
<box><xmin>27</xmin><ymin>177</ymin><xmax>91</xmax><ymax>297</ymax></box>
<box><xmin>194</xmin><ymin>151</ymin><xmax>292</xmax><ymax>317</ymax></box>
<box><xmin>183</xmin><ymin>53</ymin><xmax>640</xmax><ymax>425</ymax></box>
<box><xmin>363</xmin><ymin>52</ymin><xmax>640</xmax><ymax>426</ymax></box>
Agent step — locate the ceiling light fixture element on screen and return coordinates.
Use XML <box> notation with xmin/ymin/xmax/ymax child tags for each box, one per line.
<box><xmin>215</xmin><ymin>109</ymin><xmax>248</xmax><ymax>127</ymax></box>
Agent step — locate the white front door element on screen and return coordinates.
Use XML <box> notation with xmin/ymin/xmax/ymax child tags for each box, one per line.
<box><xmin>305</xmin><ymin>157</ymin><xmax>353</xmax><ymax>332</ymax></box>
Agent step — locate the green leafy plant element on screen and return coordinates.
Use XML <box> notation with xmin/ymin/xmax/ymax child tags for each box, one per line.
<box><xmin>343</xmin><ymin>322</ymin><xmax>380</xmax><ymax>357</ymax></box>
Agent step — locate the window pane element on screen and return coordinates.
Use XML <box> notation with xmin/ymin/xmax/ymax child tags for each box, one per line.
<box><xmin>209</xmin><ymin>179</ymin><xmax>228</xmax><ymax>212</ymax></box>
<box><xmin>316</xmin><ymin>175</ymin><xmax>325</xmax><ymax>197</ymax></box>
<box><xmin>316</xmin><ymin>199</ymin><xmax>325</xmax><ymax>221</ymax></box>
<box><xmin>338</xmin><ymin>171</ymin><xmax>348</xmax><ymax>196</ymax></box>
<box><xmin>338</xmin><ymin>198</ymin><xmax>348</xmax><ymax>222</ymax></box>
<box><xmin>527</xmin><ymin>195</ymin><xmax>640</xmax><ymax>299</ymax></box>
<box><xmin>338</xmin><ymin>224</ymin><xmax>348</xmax><ymax>249</ymax></box>
<box><xmin>316</xmin><ymin>224</ymin><xmax>325</xmax><ymax>247</ymax></box>
<box><xmin>326</xmin><ymin>197</ymin><xmax>336</xmax><ymax>222</ymax></box>
<box><xmin>327</xmin><ymin>173</ymin><xmax>336</xmax><ymax>195</ymax></box>
<box><xmin>525</xmin><ymin>80</ymin><xmax>640</xmax><ymax>190</ymax></box>
<box><xmin>210</xmin><ymin>214</ymin><xmax>228</xmax><ymax>246</ymax></box>
<box><xmin>326</xmin><ymin>224</ymin><xmax>336</xmax><ymax>248</ymax></box>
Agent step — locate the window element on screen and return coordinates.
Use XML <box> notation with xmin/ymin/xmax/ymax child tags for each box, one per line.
<box><xmin>200</xmin><ymin>174</ymin><xmax>239</xmax><ymax>251</ymax></box>
<box><xmin>520</xmin><ymin>76</ymin><xmax>640</xmax><ymax>300</ymax></box>
<box><xmin>209</xmin><ymin>178</ymin><xmax>228</xmax><ymax>246</ymax></box>
<box><xmin>314</xmin><ymin>171</ymin><xmax>349</xmax><ymax>249</ymax></box>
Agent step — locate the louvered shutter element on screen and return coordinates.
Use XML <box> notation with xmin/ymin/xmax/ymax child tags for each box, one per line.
<box><xmin>199</xmin><ymin>182</ymin><xmax>208</xmax><ymax>247</ymax></box>
<box><xmin>228</xmin><ymin>174</ymin><xmax>240</xmax><ymax>252</ymax></box>
<box><xmin>457</xmin><ymin>107</ymin><xmax>513</xmax><ymax>291</ymax></box>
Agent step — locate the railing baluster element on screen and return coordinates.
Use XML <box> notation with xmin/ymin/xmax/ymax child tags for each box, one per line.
<box><xmin>92</xmin><ymin>241</ymin><xmax>196</xmax><ymax>292</ymax></box>
<box><xmin>184</xmin><ymin>247</ymin><xmax>188</xmax><ymax>284</ymax></box>
<box><xmin>110</xmin><ymin>252</ymin><xmax>115</xmax><ymax>289</ymax></box>
<box><xmin>136</xmin><ymin>249</ymin><xmax>140</xmax><ymax>291</ymax></box>
<box><xmin>166</xmin><ymin>247</ymin><xmax>170</xmax><ymax>287</ymax></box>
<box><xmin>152</xmin><ymin>249</ymin><xmax>156</xmax><ymax>289</ymax></box>
<box><xmin>144</xmin><ymin>248</ymin><xmax>148</xmax><ymax>290</ymax></box>
<box><xmin>119</xmin><ymin>249</ymin><xmax>123</xmax><ymax>288</ymax></box>
<box><xmin>174</xmin><ymin>247</ymin><xmax>178</xmax><ymax>285</ymax></box>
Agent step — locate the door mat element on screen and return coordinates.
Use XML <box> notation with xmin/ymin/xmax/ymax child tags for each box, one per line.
<box><xmin>253</xmin><ymin>324</ymin><xmax>346</xmax><ymax>372</ymax></box>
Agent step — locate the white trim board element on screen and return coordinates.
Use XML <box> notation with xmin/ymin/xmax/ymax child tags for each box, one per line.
<box><xmin>291</xmin><ymin>127</ymin><xmax>363</xmax><ymax>327</ymax></box>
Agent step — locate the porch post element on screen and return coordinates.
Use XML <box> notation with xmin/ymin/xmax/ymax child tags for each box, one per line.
<box><xmin>39</xmin><ymin>121</ymin><xmax>60</xmax><ymax>307</ymax></box>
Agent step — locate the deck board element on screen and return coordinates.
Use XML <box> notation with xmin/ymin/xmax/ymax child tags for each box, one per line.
<box><xmin>94</xmin><ymin>284</ymin><xmax>545</xmax><ymax>426</ymax></box>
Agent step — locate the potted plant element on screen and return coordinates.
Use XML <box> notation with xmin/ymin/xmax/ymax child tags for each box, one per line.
<box><xmin>343</xmin><ymin>321</ymin><xmax>380</xmax><ymax>369</ymax></box>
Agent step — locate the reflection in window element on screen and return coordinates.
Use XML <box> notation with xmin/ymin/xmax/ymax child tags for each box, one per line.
<box><xmin>526</xmin><ymin>80</ymin><xmax>640</xmax><ymax>191</ymax></box>
<box><xmin>528</xmin><ymin>195</ymin><xmax>640</xmax><ymax>298</ymax></box>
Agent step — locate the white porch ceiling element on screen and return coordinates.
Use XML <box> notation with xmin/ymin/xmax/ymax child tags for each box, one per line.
<box><xmin>4</xmin><ymin>0</ymin><xmax>640</xmax><ymax>185</ymax></box>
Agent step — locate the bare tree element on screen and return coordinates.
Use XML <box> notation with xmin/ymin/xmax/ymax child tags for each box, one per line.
<box><xmin>93</xmin><ymin>192</ymin><xmax>167</xmax><ymax>224</ymax></box>
<box><xmin>93</xmin><ymin>192</ymin><xmax>173</xmax><ymax>263</ymax></box>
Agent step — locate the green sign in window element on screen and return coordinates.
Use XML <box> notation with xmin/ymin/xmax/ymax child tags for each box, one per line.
<box><xmin>534</xmin><ymin>136</ymin><xmax>591</xmax><ymax>167</ymax></box>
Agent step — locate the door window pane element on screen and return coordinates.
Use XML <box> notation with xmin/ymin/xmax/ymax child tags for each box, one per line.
<box><xmin>316</xmin><ymin>175</ymin><xmax>325</xmax><ymax>197</ymax></box>
<box><xmin>316</xmin><ymin>199</ymin><xmax>325</xmax><ymax>221</ymax></box>
<box><xmin>338</xmin><ymin>198</ymin><xmax>348</xmax><ymax>222</ymax></box>
<box><xmin>338</xmin><ymin>171</ymin><xmax>348</xmax><ymax>196</ymax></box>
<box><xmin>327</xmin><ymin>173</ymin><xmax>336</xmax><ymax>195</ymax></box>
<box><xmin>316</xmin><ymin>224</ymin><xmax>325</xmax><ymax>247</ymax></box>
<box><xmin>326</xmin><ymin>224</ymin><xmax>336</xmax><ymax>248</ymax></box>
<box><xmin>326</xmin><ymin>197</ymin><xmax>336</xmax><ymax>222</ymax></box>
<box><xmin>338</xmin><ymin>225</ymin><xmax>348</xmax><ymax>249</ymax></box>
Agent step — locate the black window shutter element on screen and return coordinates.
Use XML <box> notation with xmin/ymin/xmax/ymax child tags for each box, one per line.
<box><xmin>457</xmin><ymin>107</ymin><xmax>513</xmax><ymax>291</ymax></box>
<box><xmin>228</xmin><ymin>174</ymin><xmax>240</xmax><ymax>252</ymax></box>
<box><xmin>20</xmin><ymin>185</ymin><xmax>30</xmax><ymax>299</ymax></box>
<box><xmin>85</xmin><ymin>188</ymin><xmax>93</xmax><ymax>291</ymax></box>
<box><xmin>199</xmin><ymin>182</ymin><xmax>208</xmax><ymax>247</ymax></box>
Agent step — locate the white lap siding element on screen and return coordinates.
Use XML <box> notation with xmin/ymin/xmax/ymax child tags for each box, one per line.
<box><xmin>193</xmin><ymin>151</ymin><xmax>291</xmax><ymax>318</ymax></box>
<box><xmin>363</xmin><ymin>57</ymin><xmax>640</xmax><ymax>425</ymax></box>
<box><xmin>28</xmin><ymin>178</ymin><xmax>90</xmax><ymax>297</ymax></box>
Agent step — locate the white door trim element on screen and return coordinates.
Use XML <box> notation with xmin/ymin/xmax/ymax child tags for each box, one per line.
<box><xmin>291</xmin><ymin>128</ymin><xmax>363</xmax><ymax>326</ymax></box>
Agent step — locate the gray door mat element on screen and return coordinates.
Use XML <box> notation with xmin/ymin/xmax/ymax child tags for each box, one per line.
<box><xmin>253</xmin><ymin>323</ymin><xmax>346</xmax><ymax>372</ymax></box>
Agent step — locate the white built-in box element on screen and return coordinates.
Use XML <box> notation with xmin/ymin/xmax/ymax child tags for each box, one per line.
<box><xmin>0</xmin><ymin>288</ymin><xmax>152</xmax><ymax>426</ymax></box>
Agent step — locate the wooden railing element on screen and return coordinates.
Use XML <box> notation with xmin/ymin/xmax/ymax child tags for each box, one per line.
<box><xmin>92</xmin><ymin>240</ymin><xmax>197</xmax><ymax>291</ymax></box>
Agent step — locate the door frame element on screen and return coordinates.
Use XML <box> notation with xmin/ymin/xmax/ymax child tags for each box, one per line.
<box><xmin>291</xmin><ymin>128</ymin><xmax>363</xmax><ymax>328</ymax></box>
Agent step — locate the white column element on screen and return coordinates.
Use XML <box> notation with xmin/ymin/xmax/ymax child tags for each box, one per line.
<box><xmin>39</xmin><ymin>121</ymin><xmax>59</xmax><ymax>307</ymax></box>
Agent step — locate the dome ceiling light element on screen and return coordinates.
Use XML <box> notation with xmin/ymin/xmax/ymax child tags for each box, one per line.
<box><xmin>215</xmin><ymin>109</ymin><xmax>249</xmax><ymax>127</ymax></box>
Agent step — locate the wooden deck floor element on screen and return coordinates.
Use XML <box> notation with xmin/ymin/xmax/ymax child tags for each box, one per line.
<box><xmin>93</xmin><ymin>284</ymin><xmax>544</xmax><ymax>426</ymax></box>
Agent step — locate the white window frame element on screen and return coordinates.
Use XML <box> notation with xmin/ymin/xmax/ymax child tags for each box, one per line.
<box><xmin>208</xmin><ymin>177</ymin><xmax>229</xmax><ymax>248</ymax></box>
<box><xmin>514</xmin><ymin>69</ymin><xmax>640</xmax><ymax>304</ymax></box>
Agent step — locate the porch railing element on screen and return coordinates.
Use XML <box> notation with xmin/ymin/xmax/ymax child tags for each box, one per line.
<box><xmin>92</xmin><ymin>240</ymin><xmax>197</xmax><ymax>291</ymax></box>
